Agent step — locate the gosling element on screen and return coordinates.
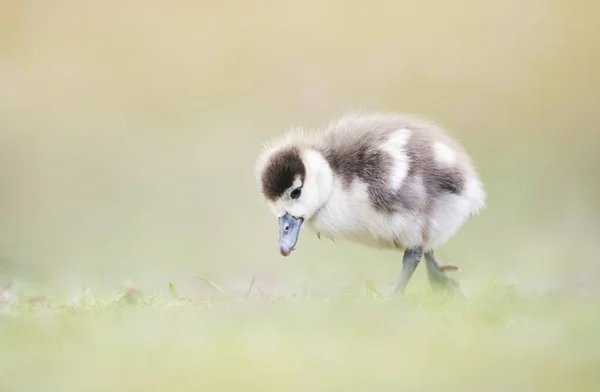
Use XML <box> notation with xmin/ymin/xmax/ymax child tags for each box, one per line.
<box><xmin>255</xmin><ymin>112</ymin><xmax>485</xmax><ymax>295</ymax></box>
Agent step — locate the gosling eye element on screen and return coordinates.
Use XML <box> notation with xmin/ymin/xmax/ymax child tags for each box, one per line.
<box><xmin>290</xmin><ymin>187</ymin><xmax>302</xmax><ymax>199</ymax></box>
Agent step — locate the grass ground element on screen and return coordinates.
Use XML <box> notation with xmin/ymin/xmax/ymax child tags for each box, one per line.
<box><xmin>1</xmin><ymin>279</ymin><xmax>599</xmax><ymax>392</ymax></box>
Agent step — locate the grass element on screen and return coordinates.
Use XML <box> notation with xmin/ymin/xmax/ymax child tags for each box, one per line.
<box><xmin>1</xmin><ymin>278</ymin><xmax>600</xmax><ymax>392</ymax></box>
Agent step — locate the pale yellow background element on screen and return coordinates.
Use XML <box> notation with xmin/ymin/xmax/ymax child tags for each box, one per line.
<box><xmin>1</xmin><ymin>0</ymin><xmax>599</xmax><ymax>296</ymax></box>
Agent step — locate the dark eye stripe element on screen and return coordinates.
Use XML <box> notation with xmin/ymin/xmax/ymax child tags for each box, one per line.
<box><xmin>290</xmin><ymin>187</ymin><xmax>302</xmax><ymax>199</ymax></box>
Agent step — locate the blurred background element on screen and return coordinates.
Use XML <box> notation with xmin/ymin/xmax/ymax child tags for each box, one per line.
<box><xmin>1</xmin><ymin>0</ymin><xmax>599</xmax><ymax>297</ymax></box>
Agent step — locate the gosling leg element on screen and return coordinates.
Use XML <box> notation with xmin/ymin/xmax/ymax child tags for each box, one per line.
<box><xmin>390</xmin><ymin>248</ymin><xmax>423</xmax><ymax>296</ymax></box>
<box><xmin>424</xmin><ymin>250</ymin><xmax>463</xmax><ymax>296</ymax></box>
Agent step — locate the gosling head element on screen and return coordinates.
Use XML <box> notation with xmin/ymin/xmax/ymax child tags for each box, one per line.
<box><xmin>256</xmin><ymin>142</ymin><xmax>333</xmax><ymax>256</ymax></box>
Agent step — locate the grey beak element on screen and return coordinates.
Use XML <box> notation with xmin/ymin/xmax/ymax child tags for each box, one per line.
<box><xmin>278</xmin><ymin>212</ymin><xmax>303</xmax><ymax>256</ymax></box>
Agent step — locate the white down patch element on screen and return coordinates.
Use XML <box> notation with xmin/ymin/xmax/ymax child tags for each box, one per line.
<box><xmin>309</xmin><ymin>177</ymin><xmax>426</xmax><ymax>250</ymax></box>
<box><xmin>380</xmin><ymin>128</ymin><xmax>412</xmax><ymax>190</ymax></box>
<box><xmin>433</xmin><ymin>142</ymin><xmax>457</xmax><ymax>166</ymax></box>
<box><xmin>426</xmin><ymin>175</ymin><xmax>485</xmax><ymax>249</ymax></box>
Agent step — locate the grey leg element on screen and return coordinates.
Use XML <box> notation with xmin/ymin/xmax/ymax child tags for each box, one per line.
<box><xmin>424</xmin><ymin>250</ymin><xmax>462</xmax><ymax>296</ymax></box>
<box><xmin>390</xmin><ymin>248</ymin><xmax>423</xmax><ymax>296</ymax></box>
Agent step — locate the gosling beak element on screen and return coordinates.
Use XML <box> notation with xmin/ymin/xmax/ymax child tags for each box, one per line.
<box><xmin>278</xmin><ymin>212</ymin><xmax>303</xmax><ymax>257</ymax></box>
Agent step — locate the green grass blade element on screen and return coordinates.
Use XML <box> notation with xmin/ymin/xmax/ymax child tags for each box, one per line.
<box><xmin>168</xmin><ymin>283</ymin><xmax>180</xmax><ymax>300</ymax></box>
<box><xmin>196</xmin><ymin>276</ymin><xmax>225</xmax><ymax>295</ymax></box>
<box><xmin>244</xmin><ymin>276</ymin><xmax>256</xmax><ymax>300</ymax></box>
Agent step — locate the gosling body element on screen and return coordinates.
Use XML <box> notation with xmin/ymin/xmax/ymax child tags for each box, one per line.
<box><xmin>256</xmin><ymin>112</ymin><xmax>485</xmax><ymax>294</ymax></box>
